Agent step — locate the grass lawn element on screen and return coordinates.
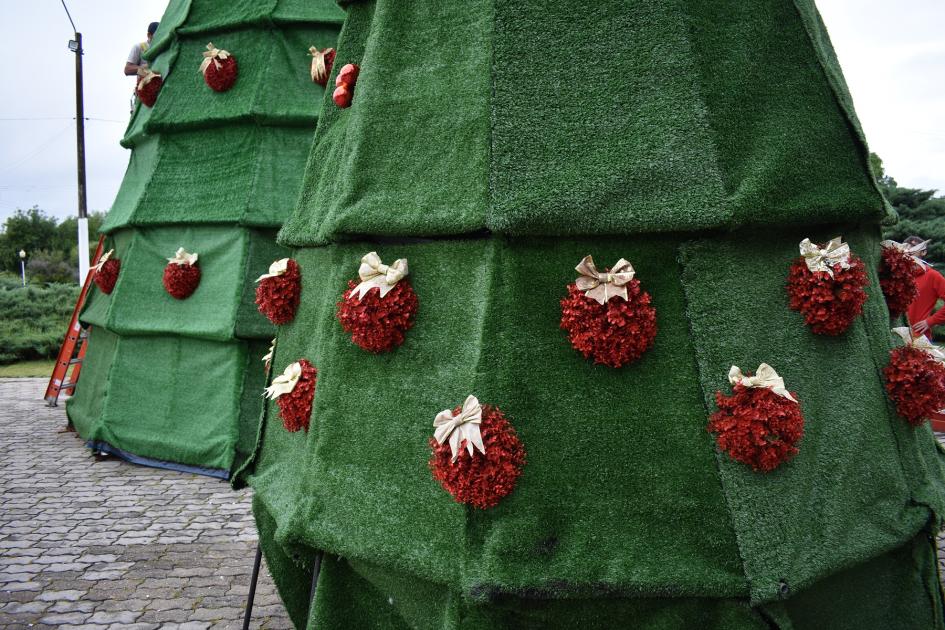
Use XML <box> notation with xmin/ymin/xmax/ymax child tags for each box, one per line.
<box><xmin>0</xmin><ymin>360</ymin><xmax>56</xmax><ymax>378</ymax></box>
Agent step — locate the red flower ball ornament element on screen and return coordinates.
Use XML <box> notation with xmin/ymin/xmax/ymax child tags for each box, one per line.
<box><xmin>255</xmin><ymin>258</ymin><xmax>301</xmax><ymax>325</ymax></box>
<box><xmin>879</xmin><ymin>240</ymin><xmax>925</xmax><ymax>318</ymax></box>
<box><xmin>884</xmin><ymin>327</ymin><xmax>945</xmax><ymax>426</ymax></box>
<box><xmin>163</xmin><ymin>247</ymin><xmax>201</xmax><ymax>300</ymax></box>
<box><xmin>560</xmin><ymin>255</ymin><xmax>658</xmax><ymax>368</ymax></box>
<box><xmin>200</xmin><ymin>42</ymin><xmax>238</xmax><ymax>92</ymax></box>
<box><xmin>309</xmin><ymin>46</ymin><xmax>336</xmax><ymax>87</ymax></box>
<box><xmin>708</xmin><ymin>364</ymin><xmax>804</xmax><ymax>472</ymax></box>
<box><xmin>92</xmin><ymin>249</ymin><xmax>120</xmax><ymax>295</ymax></box>
<box><xmin>332</xmin><ymin>63</ymin><xmax>359</xmax><ymax>108</ymax></box>
<box><xmin>429</xmin><ymin>395</ymin><xmax>526</xmax><ymax>509</ymax></box>
<box><xmin>265</xmin><ymin>359</ymin><xmax>317</xmax><ymax>433</ymax></box>
<box><xmin>787</xmin><ymin>237</ymin><xmax>868</xmax><ymax>336</ymax></box>
<box><xmin>336</xmin><ymin>252</ymin><xmax>417</xmax><ymax>353</ymax></box>
<box><xmin>136</xmin><ymin>70</ymin><xmax>162</xmax><ymax>108</ymax></box>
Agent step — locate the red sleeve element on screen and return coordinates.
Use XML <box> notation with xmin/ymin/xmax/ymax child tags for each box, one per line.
<box><xmin>925</xmin><ymin>270</ymin><xmax>945</xmax><ymax>327</ymax></box>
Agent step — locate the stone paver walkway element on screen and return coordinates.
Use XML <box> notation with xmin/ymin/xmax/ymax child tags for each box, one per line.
<box><xmin>0</xmin><ymin>378</ymin><xmax>290</xmax><ymax>629</ymax></box>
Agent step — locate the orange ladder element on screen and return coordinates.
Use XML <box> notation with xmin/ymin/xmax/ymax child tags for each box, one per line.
<box><xmin>44</xmin><ymin>235</ymin><xmax>105</xmax><ymax>407</ymax></box>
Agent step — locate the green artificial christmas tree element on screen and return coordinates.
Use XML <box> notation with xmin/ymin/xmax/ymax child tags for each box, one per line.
<box><xmin>242</xmin><ymin>1</ymin><xmax>945</xmax><ymax>627</ymax></box>
<box><xmin>66</xmin><ymin>0</ymin><xmax>343</xmax><ymax>478</ymax></box>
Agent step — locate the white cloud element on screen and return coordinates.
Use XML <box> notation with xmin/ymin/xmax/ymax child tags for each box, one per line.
<box><xmin>817</xmin><ymin>0</ymin><xmax>945</xmax><ymax>192</ymax></box>
<box><xmin>0</xmin><ymin>1</ymin><xmax>164</xmax><ymax>222</ymax></box>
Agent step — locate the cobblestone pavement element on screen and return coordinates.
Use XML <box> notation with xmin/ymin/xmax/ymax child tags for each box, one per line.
<box><xmin>0</xmin><ymin>378</ymin><xmax>291</xmax><ymax>630</ymax></box>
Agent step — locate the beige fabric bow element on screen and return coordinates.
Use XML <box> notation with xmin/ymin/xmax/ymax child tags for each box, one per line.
<box><xmin>92</xmin><ymin>249</ymin><xmax>114</xmax><ymax>273</ymax></box>
<box><xmin>256</xmin><ymin>258</ymin><xmax>289</xmax><ymax>283</ymax></box>
<box><xmin>199</xmin><ymin>42</ymin><xmax>230</xmax><ymax>74</ymax></box>
<box><xmin>309</xmin><ymin>47</ymin><xmax>334</xmax><ymax>83</ymax></box>
<box><xmin>882</xmin><ymin>239</ymin><xmax>929</xmax><ymax>255</ymax></box>
<box><xmin>892</xmin><ymin>327</ymin><xmax>945</xmax><ymax>362</ymax></box>
<box><xmin>799</xmin><ymin>237</ymin><xmax>851</xmax><ymax>277</ymax></box>
<box><xmin>882</xmin><ymin>239</ymin><xmax>929</xmax><ymax>266</ymax></box>
<box><xmin>167</xmin><ymin>248</ymin><xmax>198</xmax><ymax>266</ymax></box>
<box><xmin>433</xmin><ymin>395</ymin><xmax>486</xmax><ymax>462</ymax></box>
<box><xmin>575</xmin><ymin>255</ymin><xmax>635</xmax><ymax>304</ymax></box>
<box><xmin>262</xmin><ymin>338</ymin><xmax>276</xmax><ymax>367</ymax></box>
<box><xmin>728</xmin><ymin>364</ymin><xmax>797</xmax><ymax>403</ymax></box>
<box><xmin>138</xmin><ymin>69</ymin><xmax>161</xmax><ymax>87</ymax></box>
<box><xmin>264</xmin><ymin>361</ymin><xmax>301</xmax><ymax>399</ymax></box>
<box><xmin>352</xmin><ymin>252</ymin><xmax>408</xmax><ymax>300</ymax></box>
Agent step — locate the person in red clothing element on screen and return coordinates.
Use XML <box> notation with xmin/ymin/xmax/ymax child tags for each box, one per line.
<box><xmin>905</xmin><ymin>236</ymin><xmax>945</xmax><ymax>338</ymax></box>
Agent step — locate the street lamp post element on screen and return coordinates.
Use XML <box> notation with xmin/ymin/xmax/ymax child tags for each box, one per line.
<box><xmin>19</xmin><ymin>250</ymin><xmax>26</xmax><ymax>287</ymax></box>
<box><xmin>63</xmin><ymin>1</ymin><xmax>90</xmax><ymax>285</ymax></box>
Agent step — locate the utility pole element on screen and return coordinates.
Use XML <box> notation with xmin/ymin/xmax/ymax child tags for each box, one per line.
<box><xmin>73</xmin><ymin>32</ymin><xmax>87</xmax><ymax>223</ymax></box>
<box><xmin>63</xmin><ymin>1</ymin><xmax>90</xmax><ymax>284</ymax></box>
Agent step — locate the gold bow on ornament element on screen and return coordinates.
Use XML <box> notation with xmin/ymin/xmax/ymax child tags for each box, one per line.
<box><xmin>799</xmin><ymin>237</ymin><xmax>851</xmax><ymax>277</ymax></box>
<box><xmin>92</xmin><ymin>249</ymin><xmax>114</xmax><ymax>273</ymax></box>
<box><xmin>882</xmin><ymin>239</ymin><xmax>929</xmax><ymax>266</ymax></box>
<box><xmin>433</xmin><ymin>395</ymin><xmax>486</xmax><ymax>463</ymax></box>
<box><xmin>167</xmin><ymin>248</ymin><xmax>198</xmax><ymax>266</ymax></box>
<box><xmin>262</xmin><ymin>338</ymin><xmax>276</xmax><ymax>367</ymax></box>
<box><xmin>264</xmin><ymin>361</ymin><xmax>302</xmax><ymax>399</ymax></box>
<box><xmin>892</xmin><ymin>327</ymin><xmax>945</xmax><ymax>362</ymax></box>
<box><xmin>352</xmin><ymin>252</ymin><xmax>408</xmax><ymax>300</ymax></box>
<box><xmin>138</xmin><ymin>69</ymin><xmax>161</xmax><ymax>87</ymax></box>
<box><xmin>199</xmin><ymin>42</ymin><xmax>230</xmax><ymax>74</ymax></box>
<box><xmin>728</xmin><ymin>364</ymin><xmax>797</xmax><ymax>403</ymax></box>
<box><xmin>309</xmin><ymin>46</ymin><xmax>334</xmax><ymax>84</ymax></box>
<box><xmin>256</xmin><ymin>258</ymin><xmax>289</xmax><ymax>283</ymax></box>
<box><xmin>575</xmin><ymin>255</ymin><xmax>635</xmax><ymax>304</ymax></box>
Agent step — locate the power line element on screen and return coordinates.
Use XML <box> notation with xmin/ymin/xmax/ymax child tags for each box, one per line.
<box><xmin>0</xmin><ymin>117</ymin><xmax>125</xmax><ymax>124</ymax></box>
<box><xmin>0</xmin><ymin>122</ymin><xmax>74</xmax><ymax>176</ymax></box>
<box><xmin>0</xmin><ymin>117</ymin><xmax>74</xmax><ymax>121</ymax></box>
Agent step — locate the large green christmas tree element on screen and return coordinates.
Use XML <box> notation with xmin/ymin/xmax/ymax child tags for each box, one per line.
<box><xmin>242</xmin><ymin>1</ymin><xmax>945</xmax><ymax>627</ymax></box>
<box><xmin>66</xmin><ymin>0</ymin><xmax>343</xmax><ymax>478</ymax></box>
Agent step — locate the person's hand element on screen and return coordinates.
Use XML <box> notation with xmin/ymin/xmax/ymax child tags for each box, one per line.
<box><xmin>913</xmin><ymin>319</ymin><xmax>931</xmax><ymax>335</ymax></box>
<box><xmin>136</xmin><ymin>64</ymin><xmax>149</xmax><ymax>77</ymax></box>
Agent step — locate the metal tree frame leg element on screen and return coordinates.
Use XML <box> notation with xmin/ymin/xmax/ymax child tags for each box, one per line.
<box><xmin>242</xmin><ymin>546</ymin><xmax>323</xmax><ymax>629</ymax></box>
<box><xmin>242</xmin><ymin>543</ymin><xmax>263</xmax><ymax>630</ymax></box>
<box><xmin>309</xmin><ymin>552</ymin><xmax>323</xmax><ymax>609</ymax></box>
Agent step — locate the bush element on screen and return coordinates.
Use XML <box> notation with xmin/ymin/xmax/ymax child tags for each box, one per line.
<box><xmin>0</xmin><ymin>280</ymin><xmax>80</xmax><ymax>364</ymax></box>
<box><xmin>25</xmin><ymin>249</ymin><xmax>77</xmax><ymax>284</ymax></box>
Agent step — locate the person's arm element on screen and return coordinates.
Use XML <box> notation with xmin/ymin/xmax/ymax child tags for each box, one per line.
<box><xmin>915</xmin><ymin>270</ymin><xmax>945</xmax><ymax>332</ymax></box>
<box><xmin>124</xmin><ymin>44</ymin><xmax>147</xmax><ymax>76</ymax></box>
<box><xmin>925</xmin><ymin>277</ymin><xmax>945</xmax><ymax>328</ymax></box>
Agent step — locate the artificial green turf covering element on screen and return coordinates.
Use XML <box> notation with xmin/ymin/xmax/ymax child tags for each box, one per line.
<box><xmin>248</xmin><ymin>236</ymin><xmax>945</xmax><ymax>627</ymax></box>
<box><xmin>278</xmin><ymin>0</ymin><xmax>887</xmax><ymax>248</ymax></box>
<box><xmin>279</xmin><ymin>0</ymin><xmax>493</xmax><ymax>245</ymax></box>
<box><xmin>81</xmin><ymin>226</ymin><xmax>283</xmax><ymax>342</ymax></box>
<box><xmin>253</xmin><ymin>497</ymin><xmax>317</xmax><ymax>629</ymax></box>
<box><xmin>679</xmin><ymin>223</ymin><xmax>945</xmax><ymax>603</ymax></box>
<box><xmin>301</xmin><ymin>532</ymin><xmax>944</xmax><ymax>629</ymax></box>
<box><xmin>103</xmin><ymin>125</ymin><xmax>319</xmax><ymax>232</ymax></box>
<box><xmin>67</xmin><ymin>0</ymin><xmax>340</xmax><ymax>476</ymax></box>
<box><xmin>69</xmin><ymin>327</ymin><xmax>247</xmax><ymax>472</ymax></box>
<box><xmin>244</xmin><ymin>0</ymin><xmax>945</xmax><ymax>626</ymax></box>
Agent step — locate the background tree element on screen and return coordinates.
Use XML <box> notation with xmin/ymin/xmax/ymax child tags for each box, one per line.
<box><xmin>0</xmin><ymin>207</ymin><xmax>106</xmax><ymax>276</ymax></box>
<box><xmin>874</xmin><ymin>152</ymin><xmax>945</xmax><ymax>269</ymax></box>
<box><xmin>0</xmin><ymin>207</ymin><xmax>58</xmax><ymax>272</ymax></box>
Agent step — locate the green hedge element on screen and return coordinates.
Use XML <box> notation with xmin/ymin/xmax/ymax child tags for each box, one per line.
<box><xmin>0</xmin><ymin>274</ymin><xmax>79</xmax><ymax>364</ymax></box>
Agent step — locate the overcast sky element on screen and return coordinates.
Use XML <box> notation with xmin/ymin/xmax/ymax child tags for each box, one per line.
<box><xmin>0</xmin><ymin>1</ymin><xmax>942</xmax><ymax>224</ymax></box>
